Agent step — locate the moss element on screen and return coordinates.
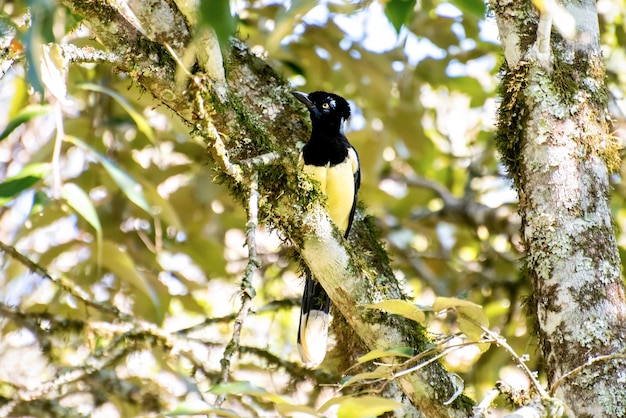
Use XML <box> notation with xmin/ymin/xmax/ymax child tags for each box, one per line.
<box><xmin>551</xmin><ymin>46</ymin><xmax>621</xmax><ymax>172</ymax></box>
<box><xmin>326</xmin><ymin>307</ymin><xmax>370</xmax><ymax>372</ymax></box>
<box><xmin>494</xmin><ymin>60</ymin><xmax>531</xmax><ymax>188</ymax></box>
<box><xmin>489</xmin><ymin>0</ymin><xmax>538</xmax><ymax>54</ymax></box>
<box><xmin>207</xmin><ymin>90</ymin><xmax>277</xmax><ymax>159</ymax></box>
<box><xmin>67</xmin><ymin>0</ymin><xmax>115</xmax><ymax>26</ymax></box>
<box><xmin>551</xmin><ymin>57</ymin><xmax>582</xmax><ymax>109</ymax></box>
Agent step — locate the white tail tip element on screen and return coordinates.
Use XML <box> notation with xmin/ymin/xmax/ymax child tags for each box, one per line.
<box><xmin>298</xmin><ymin>310</ymin><xmax>329</xmax><ymax>367</ymax></box>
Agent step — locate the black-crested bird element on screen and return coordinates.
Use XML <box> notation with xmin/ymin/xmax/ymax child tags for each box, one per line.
<box><xmin>292</xmin><ymin>91</ymin><xmax>361</xmax><ymax>367</ymax></box>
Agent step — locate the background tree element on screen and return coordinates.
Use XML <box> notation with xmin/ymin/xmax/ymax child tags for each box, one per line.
<box><xmin>0</xmin><ymin>0</ymin><xmax>625</xmax><ymax>417</ymax></box>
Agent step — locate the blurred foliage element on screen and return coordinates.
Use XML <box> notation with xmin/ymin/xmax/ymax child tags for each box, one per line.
<box><xmin>0</xmin><ymin>0</ymin><xmax>625</xmax><ymax>416</ymax></box>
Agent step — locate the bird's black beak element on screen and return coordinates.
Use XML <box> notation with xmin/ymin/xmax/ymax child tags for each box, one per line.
<box><xmin>292</xmin><ymin>91</ymin><xmax>315</xmax><ymax>112</ymax></box>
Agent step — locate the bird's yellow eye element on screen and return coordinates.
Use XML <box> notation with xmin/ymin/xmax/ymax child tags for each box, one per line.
<box><xmin>322</xmin><ymin>102</ymin><xmax>330</xmax><ymax>109</ymax></box>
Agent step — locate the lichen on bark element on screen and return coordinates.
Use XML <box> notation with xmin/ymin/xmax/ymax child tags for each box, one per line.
<box><xmin>492</xmin><ymin>0</ymin><xmax>626</xmax><ymax>415</ymax></box>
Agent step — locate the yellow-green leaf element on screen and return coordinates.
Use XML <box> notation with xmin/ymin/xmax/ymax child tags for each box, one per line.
<box><xmin>337</xmin><ymin>396</ymin><xmax>402</xmax><ymax>418</ymax></box>
<box><xmin>136</xmin><ymin>176</ymin><xmax>183</xmax><ymax>230</ymax></box>
<box><xmin>275</xmin><ymin>403</ymin><xmax>319</xmax><ymax>417</ymax></box>
<box><xmin>164</xmin><ymin>400</ymin><xmax>239</xmax><ymax>417</ymax></box>
<box><xmin>433</xmin><ymin>297</ymin><xmax>489</xmax><ymax>343</ymax></box>
<box><xmin>340</xmin><ymin>366</ymin><xmax>390</xmax><ymax>388</ymax></box>
<box><xmin>41</xmin><ymin>44</ymin><xmax>69</xmax><ymax>103</ymax></box>
<box><xmin>319</xmin><ymin>395</ymin><xmax>357</xmax><ymax>414</ymax></box>
<box><xmin>0</xmin><ymin>105</ymin><xmax>52</xmax><ymax>142</ymax></box>
<box><xmin>99</xmin><ymin>240</ymin><xmax>161</xmax><ymax>319</ymax></box>
<box><xmin>210</xmin><ymin>381</ymin><xmax>288</xmax><ymax>404</ymax></box>
<box><xmin>62</xmin><ymin>183</ymin><xmax>102</xmax><ymax>266</ymax></box>
<box><xmin>66</xmin><ymin>136</ymin><xmax>152</xmax><ymax>214</ymax></box>
<box><xmin>364</xmin><ymin>299</ymin><xmax>426</xmax><ymax>323</ymax></box>
<box><xmin>78</xmin><ymin>83</ymin><xmax>155</xmax><ymax>143</ymax></box>
<box><xmin>0</xmin><ymin>163</ymin><xmax>50</xmax><ymax>206</ymax></box>
<box><xmin>357</xmin><ymin>347</ymin><xmax>413</xmax><ymax>364</ymax></box>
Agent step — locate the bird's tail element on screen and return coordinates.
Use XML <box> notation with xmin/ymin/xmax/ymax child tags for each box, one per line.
<box><xmin>297</xmin><ymin>277</ymin><xmax>330</xmax><ymax>367</ymax></box>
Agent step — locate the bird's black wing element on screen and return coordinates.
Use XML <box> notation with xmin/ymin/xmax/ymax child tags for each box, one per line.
<box><xmin>344</xmin><ymin>145</ymin><xmax>360</xmax><ymax>238</ymax></box>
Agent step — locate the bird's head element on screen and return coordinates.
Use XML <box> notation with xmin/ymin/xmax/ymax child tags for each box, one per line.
<box><xmin>292</xmin><ymin>91</ymin><xmax>351</xmax><ymax>131</ymax></box>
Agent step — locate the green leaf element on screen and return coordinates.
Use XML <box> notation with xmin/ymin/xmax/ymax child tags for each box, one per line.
<box><xmin>0</xmin><ymin>163</ymin><xmax>50</xmax><ymax>206</ymax></box>
<box><xmin>0</xmin><ymin>105</ymin><xmax>53</xmax><ymax>142</ymax></box>
<box><xmin>24</xmin><ymin>0</ymin><xmax>56</xmax><ymax>94</ymax></box>
<box><xmin>199</xmin><ymin>0</ymin><xmax>236</xmax><ymax>49</ymax></box>
<box><xmin>266</xmin><ymin>0</ymin><xmax>317</xmax><ymax>53</ymax></box>
<box><xmin>339</xmin><ymin>367</ymin><xmax>390</xmax><ymax>388</ymax></box>
<box><xmin>363</xmin><ymin>299</ymin><xmax>426</xmax><ymax>323</ymax></box>
<box><xmin>61</xmin><ymin>183</ymin><xmax>102</xmax><ymax>265</ymax></box>
<box><xmin>384</xmin><ymin>0</ymin><xmax>416</xmax><ymax>33</ymax></box>
<box><xmin>136</xmin><ymin>176</ymin><xmax>183</xmax><ymax>230</ymax></box>
<box><xmin>41</xmin><ymin>44</ymin><xmax>69</xmax><ymax>103</ymax></box>
<box><xmin>66</xmin><ymin>136</ymin><xmax>152</xmax><ymax>214</ymax></box>
<box><xmin>77</xmin><ymin>83</ymin><xmax>155</xmax><ymax>143</ymax></box>
<box><xmin>210</xmin><ymin>381</ymin><xmax>288</xmax><ymax>404</ymax></box>
<box><xmin>357</xmin><ymin>346</ymin><xmax>413</xmax><ymax>364</ymax></box>
<box><xmin>433</xmin><ymin>297</ymin><xmax>489</xmax><ymax>346</ymax></box>
<box><xmin>275</xmin><ymin>403</ymin><xmax>319</xmax><ymax>417</ymax></box>
<box><xmin>337</xmin><ymin>396</ymin><xmax>402</xmax><ymax>418</ymax></box>
<box><xmin>99</xmin><ymin>240</ymin><xmax>162</xmax><ymax>320</ymax></box>
<box><xmin>165</xmin><ymin>400</ymin><xmax>239</xmax><ymax>417</ymax></box>
<box><xmin>449</xmin><ymin>0</ymin><xmax>486</xmax><ymax>18</ymax></box>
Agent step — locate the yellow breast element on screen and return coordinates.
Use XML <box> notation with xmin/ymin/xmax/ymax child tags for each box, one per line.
<box><xmin>301</xmin><ymin>148</ymin><xmax>358</xmax><ymax>234</ymax></box>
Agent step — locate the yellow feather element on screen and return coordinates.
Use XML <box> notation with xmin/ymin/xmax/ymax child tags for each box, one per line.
<box><xmin>303</xmin><ymin>155</ymin><xmax>355</xmax><ymax>233</ymax></box>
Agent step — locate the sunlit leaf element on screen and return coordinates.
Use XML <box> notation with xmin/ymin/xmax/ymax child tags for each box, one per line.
<box><xmin>165</xmin><ymin>400</ymin><xmax>239</xmax><ymax>417</ymax></box>
<box><xmin>266</xmin><ymin>0</ymin><xmax>317</xmax><ymax>53</ymax></box>
<box><xmin>337</xmin><ymin>396</ymin><xmax>402</xmax><ymax>418</ymax></box>
<box><xmin>136</xmin><ymin>176</ymin><xmax>183</xmax><ymax>230</ymax></box>
<box><xmin>210</xmin><ymin>381</ymin><xmax>288</xmax><ymax>404</ymax></box>
<box><xmin>275</xmin><ymin>403</ymin><xmax>319</xmax><ymax>417</ymax></box>
<box><xmin>318</xmin><ymin>395</ymin><xmax>356</xmax><ymax>413</ymax></box>
<box><xmin>340</xmin><ymin>367</ymin><xmax>390</xmax><ymax>388</ymax></box>
<box><xmin>384</xmin><ymin>0</ymin><xmax>416</xmax><ymax>33</ymax></box>
<box><xmin>0</xmin><ymin>163</ymin><xmax>50</xmax><ymax>207</ymax></box>
<box><xmin>99</xmin><ymin>240</ymin><xmax>161</xmax><ymax>319</ymax></box>
<box><xmin>433</xmin><ymin>297</ymin><xmax>489</xmax><ymax>344</ymax></box>
<box><xmin>66</xmin><ymin>136</ymin><xmax>152</xmax><ymax>214</ymax></box>
<box><xmin>364</xmin><ymin>299</ymin><xmax>426</xmax><ymax>323</ymax></box>
<box><xmin>24</xmin><ymin>0</ymin><xmax>56</xmax><ymax>94</ymax></box>
<box><xmin>41</xmin><ymin>44</ymin><xmax>69</xmax><ymax>103</ymax></box>
<box><xmin>357</xmin><ymin>346</ymin><xmax>413</xmax><ymax>364</ymax></box>
<box><xmin>449</xmin><ymin>0</ymin><xmax>486</xmax><ymax>18</ymax></box>
<box><xmin>62</xmin><ymin>183</ymin><xmax>102</xmax><ymax>265</ymax></box>
<box><xmin>78</xmin><ymin>83</ymin><xmax>155</xmax><ymax>143</ymax></box>
<box><xmin>0</xmin><ymin>105</ymin><xmax>53</xmax><ymax>142</ymax></box>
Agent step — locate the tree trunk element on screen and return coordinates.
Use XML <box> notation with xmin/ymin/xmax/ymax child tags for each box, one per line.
<box><xmin>492</xmin><ymin>0</ymin><xmax>626</xmax><ymax>415</ymax></box>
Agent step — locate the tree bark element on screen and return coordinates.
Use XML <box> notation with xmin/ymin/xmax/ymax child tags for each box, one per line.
<box><xmin>60</xmin><ymin>0</ymin><xmax>473</xmax><ymax>415</ymax></box>
<box><xmin>492</xmin><ymin>0</ymin><xmax>626</xmax><ymax>415</ymax></box>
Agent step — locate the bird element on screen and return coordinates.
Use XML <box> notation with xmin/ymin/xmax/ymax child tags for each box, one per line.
<box><xmin>292</xmin><ymin>91</ymin><xmax>361</xmax><ymax>367</ymax></box>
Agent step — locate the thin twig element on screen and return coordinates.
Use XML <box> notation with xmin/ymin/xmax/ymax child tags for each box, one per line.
<box><xmin>0</xmin><ymin>242</ymin><xmax>217</xmax><ymax>392</ymax></box>
<box><xmin>549</xmin><ymin>353</ymin><xmax>626</xmax><ymax>396</ymax></box>
<box><xmin>164</xmin><ymin>43</ymin><xmax>193</xmax><ymax>78</ymax></box>
<box><xmin>240</xmin><ymin>151</ymin><xmax>281</xmax><ymax>168</ymax></box>
<box><xmin>0</xmin><ymin>240</ymin><xmax>128</xmax><ymax>320</ymax></box>
<box><xmin>457</xmin><ymin>311</ymin><xmax>548</xmax><ymax>399</ymax></box>
<box><xmin>472</xmin><ymin>387</ymin><xmax>500</xmax><ymax>417</ymax></box>
<box><xmin>0</xmin><ymin>333</ymin><xmax>131</xmax><ymax>417</ymax></box>
<box><xmin>176</xmin><ymin>298</ymin><xmax>299</xmax><ymax>336</ymax></box>
<box><xmin>214</xmin><ymin>172</ymin><xmax>259</xmax><ymax>407</ymax></box>
<box><xmin>341</xmin><ymin>338</ymin><xmax>492</xmax><ymax>392</ymax></box>
<box><xmin>58</xmin><ymin>44</ymin><xmax>122</xmax><ymax>65</ymax></box>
